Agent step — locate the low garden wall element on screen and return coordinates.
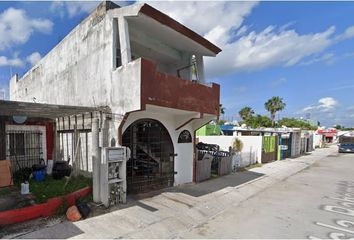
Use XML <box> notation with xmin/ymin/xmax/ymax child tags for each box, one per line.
<box><xmin>0</xmin><ymin>187</ymin><xmax>91</xmax><ymax>226</ymax></box>
<box><xmin>197</xmin><ymin>136</ymin><xmax>262</xmax><ymax>169</ymax></box>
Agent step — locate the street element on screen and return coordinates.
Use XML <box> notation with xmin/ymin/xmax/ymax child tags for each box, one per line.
<box><xmin>181</xmin><ymin>151</ymin><xmax>354</xmax><ymax>239</ymax></box>
<box><xmin>6</xmin><ymin>146</ymin><xmax>354</xmax><ymax>239</ymax></box>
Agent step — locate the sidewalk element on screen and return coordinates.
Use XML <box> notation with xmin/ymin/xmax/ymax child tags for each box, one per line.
<box><xmin>11</xmin><ymin>145</ymin><xmax>336</xmax><ymax>239</ymax></box>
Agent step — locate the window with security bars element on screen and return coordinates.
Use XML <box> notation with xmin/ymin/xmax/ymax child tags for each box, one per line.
<box><xmin>6</xmin><ymin>130</ymin><xmax>43</xmax><ymax>171</ymax></box>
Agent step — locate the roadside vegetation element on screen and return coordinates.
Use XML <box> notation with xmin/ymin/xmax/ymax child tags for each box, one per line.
<box><xmin>28</xmin><ymin>175</ymin><xmax>92</xmax><ymax>203</ymax></box>
<box><xmin>220</xmin><ymin>96</ymin><xmax>318</xmax><ymax>130</ymax></box>
<box><xmin>334</xmin><ymin>124</ymin><xmax>354</xmax><ymax>131</ymax></box>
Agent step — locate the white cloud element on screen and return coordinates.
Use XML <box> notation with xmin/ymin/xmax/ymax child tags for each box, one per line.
<box><xmin>26</xmin><ymin>52</ymin><xmax>42</xmax><ymax>66</ymax></box>
<box><xmin>206</xmin><ymin>26</ymin><xmax>336</xmax><ymax>77</ymax></box>
<box><xmin>343</xmin><ymin>51</ymin><xmax>354</xmax><ymax>58</ymax></box>
<box><xmin>0</xmin><ymin>55</ymin><xmax>24</xmax><ymax>67</ymax></box>
<box><xmin>0</xmin><ymin>88</ymin><xmax>6</xmax><ymax>100</ymax></box>
<box><xmin>347</xmin><ymin>106</ymin><xmax>354</xmax><ymax>111</ymax></box>
<box><xmin>271</xmin><ymin>77</ymin><xmax>287</xmax><ymax>87</ymax></box>
<box><xmin>0</xmin><ymin>8</ymin><xmax>53</xmax><ymax>50</ymax></box>
<box><xmin>279</xmin><ymin>21</ymin><xmax>296</xmax><ymax>32</ymax></box>
<box><xmin>233</xmin><ymin>86</ymin><xmax>248</xmax><ymax>93</ymax></box>
<box><xmin>302</xmin><ymin>97</ymin><xmax>338</xmax><ymax>113</ymax></box>
<box><xmin>146</xmin><ymin>1</ymin><xmax>258</xmax><ymax>46</ymax></box>
<box><xmin>300</xmin><ymin>52</ymin><xmax>336</xmax><ymax>66</ymax></box>
<box><xmin>50</xmin><ymin>1</ymin><xmax>100</xmax><ymax>18</ymax></box>
<box><xmin>331</xmin><ymin>84</ymin><xmax>354</xmax><ymax>91</ymax></box>
<box><xmin>0</xmin><ymin>52</ymin><xmax>43</xmax><ymax>68</ymax></box>
<box><xmin>145</xmin><ymin>2</ymin><xmax>354</xmax><ymax>78</ymax></box>
<box><xmin>236</xmin><ymin>25</ymin><xmax>249</xmax><ymax>37</ymax></box>
<box><xmin>336</xmin><ymin>25</ymin><xmax>354</xmax><ymax>41</ymax></box>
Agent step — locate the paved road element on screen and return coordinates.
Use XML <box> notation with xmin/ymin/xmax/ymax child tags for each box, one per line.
<box><xmin>7</xmin><ymin>146</ymin><xmax>349</xmax><ymax>239</ymax></box>
<box><xmin>181</xmin><ymin>152</ymin><xmax>354</xmax><ymax>239</ymax></box>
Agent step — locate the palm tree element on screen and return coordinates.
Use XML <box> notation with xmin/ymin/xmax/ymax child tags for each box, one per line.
<box><xmin>219</xmin><ymin>104</ymin><xmax>225</xmax><ymax>115</ymax></box>
<box><xmin>239</xmin><ymin>106</ymin><xmax>255</xmax><ymax>121</ymax></box>
<box><xmin>264</xmin><ymin>96</ymin><xmax>286</xmax><ymax>126</ymax></box>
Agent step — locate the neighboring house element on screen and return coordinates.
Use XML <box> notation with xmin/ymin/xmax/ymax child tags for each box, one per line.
<box><xmin>196</xmin><ymin>124</ymin><xmax>222</xmax><ymax>136</ymax></box>
<box><xmin>222</xmin><ymin>127</ymin><xmax>314</xmax><ymax>160</ymax></box>
<box><xmin>9</xmin><ymin>1</ymin><xmax>221</xmax><ymax>193</ymax></box>
<box><xmin>0</xmin><ymin>102</ymin><xmax>96</xmax><ymax>173</ymax></box>
<box><xmin>316</xmin><ymin>129</ymin><xmax>337</xmax><ymax>143</ymax></box>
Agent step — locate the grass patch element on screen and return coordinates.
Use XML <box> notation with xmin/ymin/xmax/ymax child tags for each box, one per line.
<box><xmin>29</xmin><ymin>175</ymin><xmax>92</xmax><ymax>203</ymax></box>
<box><xmin>0</xmin><ymin>186</ymin><xmax>18</xmax><ymax>197</ymax></box>
<box><xmin>237</xmin><ymin>163</ymin><xmax>263</xmax><ymax>172</ymax></box>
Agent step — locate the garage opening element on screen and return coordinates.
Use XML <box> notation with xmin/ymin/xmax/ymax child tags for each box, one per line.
<box><xmin>122</xmin><ymin>119</ymin><xmax>175</xmax><ymax>194</ymax></box>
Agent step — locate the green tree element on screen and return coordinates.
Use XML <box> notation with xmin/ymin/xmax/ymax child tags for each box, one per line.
<box><xmin>219</xmin><ymin>104</ymin><xmax>225</xmax><ymax>115</ymax></box>
<box><xmin>239</xmin><ymin>106</ymin><xmax>255</xmax><ymax>121</ymax></box>
<box><xmin>278</xmin><ymin>118</ymin><xmax>317</xmax><ymax>130</ymax></box>
<box><xmin>218</xmin><ymin>104</ymin><xmax>226</xmax><ymax>124</ymax></box>
<box><xmin>334</xmin><ymin>124</ymin><xmax>342</xmax><ymax>129</ymax></box>
<box><xmin>264</xmin><ymin>96</ymin><xmax>286</xmax><ymax>126</ymax></box>
<box><xmin>245</xmin><ymin>115</ymin><xmax>273</xmax><ymax>128</ymax></box>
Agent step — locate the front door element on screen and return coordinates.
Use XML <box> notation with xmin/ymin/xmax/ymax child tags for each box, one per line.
<box><xmin>122</xmin><ymin>119</ymin><xmax>174</xmax><ymax>194</ymax></box>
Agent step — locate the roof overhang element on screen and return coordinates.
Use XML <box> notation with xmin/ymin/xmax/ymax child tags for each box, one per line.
<box><xmin>0</xmin><ymin>100</ymin><xmax>103</xmax><ymax>119</ymax></box>
<box><xmin>138</xmin><ymin>4</ymin><xmax>221</xmax><ymax>56</ymax></box>
<box><xmin>110</xmin><ymin>3</ymin><xmax>221</xmax><ymax>57</ymax></box>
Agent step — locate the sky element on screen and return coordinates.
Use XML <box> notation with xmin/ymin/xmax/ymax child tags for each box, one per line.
<box><xmin>0</xmin><ymin>1</ymin><xmax>354</xmax><ymax>128</ymax></box>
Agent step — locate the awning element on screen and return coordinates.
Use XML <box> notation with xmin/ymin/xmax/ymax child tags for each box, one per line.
<box><xmin>0</xmin><ymin>100</ymin><xmax>106</xmax><ymax>119</ymax></box>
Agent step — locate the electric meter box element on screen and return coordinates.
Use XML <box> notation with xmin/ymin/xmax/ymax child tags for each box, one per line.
<box><xmin>100</xmin><ymin>147</ymin><xmax>129</xmax><ymax>207</ymax></box>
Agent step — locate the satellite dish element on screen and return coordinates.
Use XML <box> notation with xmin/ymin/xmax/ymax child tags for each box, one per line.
<box><xmin>13</xmin><ymin>116</ymin><xmax>27</xmax><ymax>124</ymax></box>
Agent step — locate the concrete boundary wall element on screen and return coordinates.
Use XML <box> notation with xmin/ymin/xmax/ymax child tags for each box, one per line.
<box><xmin>197</xmin><ymin>136</ymin><xmax>263</xmax><ymax>169</ymax></box>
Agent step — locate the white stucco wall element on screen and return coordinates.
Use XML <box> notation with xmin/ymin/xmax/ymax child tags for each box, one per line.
<box><xmin>122</xmin><ymin>110</ymin><xmax>195</xmax><ymax>185</ymax></box>
<box><xmin>8</xmin><ymin>3</ymin><xmax>217</xmax><ymax>189</ymax></box>
<box><xmin>10</xmin><ymin>6</ymin><xmax>203</xmax><ymax>114</ymax></box>
<box><xmin>291</xmin><ymin>132</ymin><xmax>302</xmax><ymax>157</ymax></box>
<box><xmin>10</xmin><ymin>14</ymin><xmax>113</xmax><ymax>108</ymax></box>
<box><xmin>197</xmin><ymin>136</ymin><xmax>263</xmax><ymax>167</ymax></box>
<box><xmin>313</xmin><ymin>134</ymin><xmax>323</xmax><ymax>148</ymax></box>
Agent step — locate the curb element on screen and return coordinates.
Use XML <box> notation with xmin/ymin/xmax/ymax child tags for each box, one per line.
<box><xmin>0</xmin><ymin>187</ymin><xmax>91</xmax><ymax>226</ymax></box>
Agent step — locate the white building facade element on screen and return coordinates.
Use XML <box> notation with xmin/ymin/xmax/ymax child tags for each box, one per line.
<box><xmin>10</xmin><ymin>2</ymin><xmax>221</xmax><ymax>193</ymax></box>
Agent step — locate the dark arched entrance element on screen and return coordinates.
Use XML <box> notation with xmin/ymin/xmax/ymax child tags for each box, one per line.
<box><xmin>122</xmin><ymin>119</ymin><xmax>175</xmax><ymax>194</ymax></box>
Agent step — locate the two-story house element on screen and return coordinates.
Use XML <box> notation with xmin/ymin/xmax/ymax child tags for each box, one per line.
<box><xmin>10</xmin><ymin>1</ymin><xmax>221</xmax><ymax>193</ymax></box>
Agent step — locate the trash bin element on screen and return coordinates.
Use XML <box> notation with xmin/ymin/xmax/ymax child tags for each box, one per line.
<box><xmin>32</xmin><ymin>164</ymin><xmax>46</xmax><ymax>182</ymax></box>
<box><xmin>52</xmin><ymin>161</ymin><xmax>72</xmax><ymax>179</ymax></box>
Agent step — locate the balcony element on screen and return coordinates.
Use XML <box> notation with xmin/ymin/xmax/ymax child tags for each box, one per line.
<box><xmin>140</xmin><ymin>58</ymin><xmax>220</xmax><ymax>116</ymax></box>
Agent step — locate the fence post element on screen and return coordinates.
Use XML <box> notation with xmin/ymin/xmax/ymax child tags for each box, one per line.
<box><xmin>92</xmin><ymin>117</ymin><xmax>101</xmax><ymax>203</ymax></box>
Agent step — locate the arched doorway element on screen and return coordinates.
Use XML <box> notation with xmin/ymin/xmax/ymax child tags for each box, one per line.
<box><xmin>122</xmin><ymin>119</ymin><xmax>175</xmax><ymax>194</ymax></box>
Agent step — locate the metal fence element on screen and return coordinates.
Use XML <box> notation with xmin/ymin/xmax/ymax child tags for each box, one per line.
<box><xmin>58</xmin><ymin>130</ymin><xmax>92</xmax><ymax>172</ymax></box>
<box><xmin>195</xmin><ymin>148</ymin><xmax>232</xmax><ymax>182</ymax></box>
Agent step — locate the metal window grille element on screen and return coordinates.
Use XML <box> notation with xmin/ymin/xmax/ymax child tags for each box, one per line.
<box><xmin>6</xmin><ymin>130</ymin><xmax>43</xmax><ymax>171</ymax></box>
<box><xmin>122</xmin><ymin>119</ymin><xmax>175</xmax><ymax>194</ymax></box>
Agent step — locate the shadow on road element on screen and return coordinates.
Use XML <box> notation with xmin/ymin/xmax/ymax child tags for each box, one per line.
<box><xmin>129</xmin><ymin>171</ymin><xmax>264</xmax><ymax>199</ymax></box>
<box><xmin>171</xmin><ymin>171</ymin><xmax>264</xmax><ymax>197</ymax></box>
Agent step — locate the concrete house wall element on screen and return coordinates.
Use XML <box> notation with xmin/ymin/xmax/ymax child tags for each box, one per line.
<box><xmin>10</xmin><ymin>4</ymin><xmax>131</xmax><ymax>113</ymax></box>
<box><xmin>9</xmin><ymin>2</ymin><xmax>221</xmax><ymax>187</ymax></box>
